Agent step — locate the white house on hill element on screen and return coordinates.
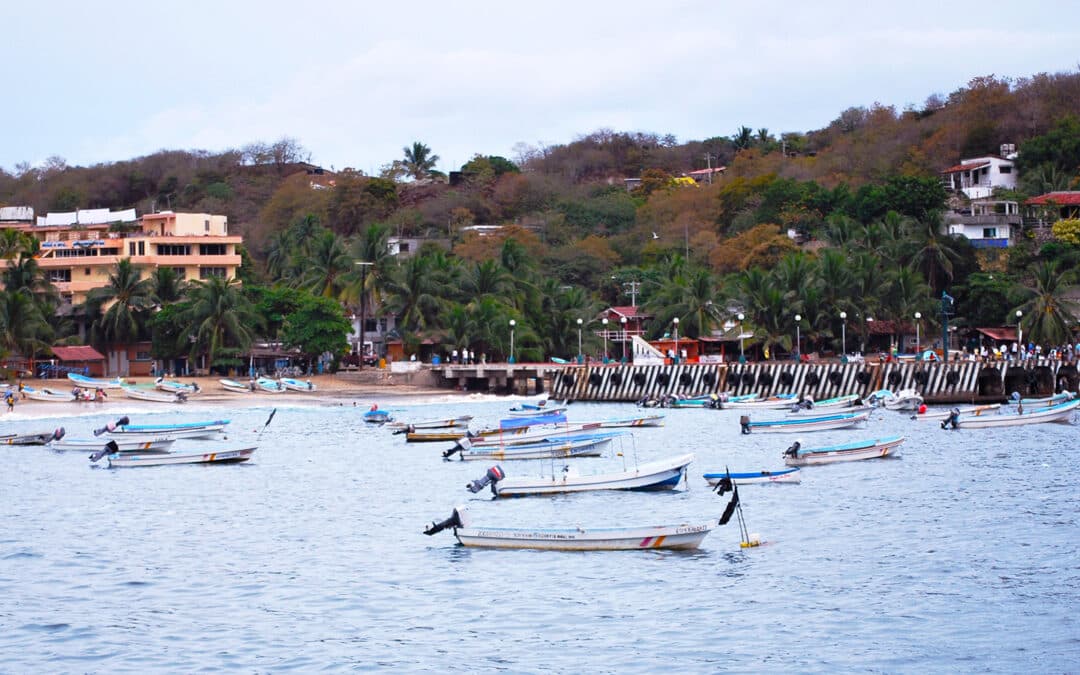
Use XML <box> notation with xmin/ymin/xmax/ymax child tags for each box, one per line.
<box><xmin>941</xmin><ymin>145</ymin><xmax>1018</xmax><ymax>200</ymax></box>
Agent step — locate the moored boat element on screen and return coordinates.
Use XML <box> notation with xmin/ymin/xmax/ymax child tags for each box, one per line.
<box><xmin>95</xmin><ymin>416</ymin><xmax>230</xmax><ymax>440</ymax></box>
<box><xmin>49</xmin><ymin>436</ymin><xmax>176</xmax><ymax>453</ymax></box>
<box><xmin>405</xmin><ymin>430</ymin><xmax>470</xmax><ymax>443</ymax></box>
<box><xmin>97</xmin><ymin>447</ymin><xmax>256</xmax><ymax>468</ymax></box>
<box><xmin>155</xmin><ymin>378</ymin><xmax>201</xmax><ymax>394</ymax></box>
<box><xmin>703</xmin><ymin>467</ymin><xmax>801</xmax><ymax>485</ymax></box>
<box><xmin>1004</xmin><ymin>391</ymin><xmax>1074</xmax><ymax>407</ymax></box>
<box><xmin>505</xmin><ymin>406</ymin><xmax>568</xmax><ymax>417</ymax></box>
<box><xmin>783</xmin><ymin>436</ymin><xmax>905</xmax><ymax>466</ymax></box>
<box><xmin>388</xmin><ymin>415</ymin><xmax>474</xmax><ymax>431</ymax></box>
<box><xmin>913</xmin><ymin>404</ymin><xmax>1000</xmax><ymax>421</ymax></box>
<box><xmin>364</xmin><ymin>408</ymin><xmax>393</xmax><ymax>424</ymax></box>
<box><xmin>721</xmin><ymin>394</ymin><xmax>801</xmax><ymax>410</ymax></box>
<box><xmin>869</xmin><ymin>388</ymin><xmax>924</xmax><ymax>411</ymax></box>
<box><xmin>945</xmin><ymin>398</ymin><xmax>1078</xmax><ymax>429</ymax></box>
<box><xmin>443</xmin><ymin>435</ymin><xmax>614</xmax><ymax>461</ymax></box>
<box><xmin>740</xmin><ymin>410</ymin><xmax>871</xmax><ymax>433</ymax></box>
<box><xmin>2</xmin><ymin>428</ymin><xmax>66</xmax><ymax>446</ymax></box>
<box><xmin>466</xmin><ymin>453</ymin><xmax>695</xmax><ymax>497</ymax></box>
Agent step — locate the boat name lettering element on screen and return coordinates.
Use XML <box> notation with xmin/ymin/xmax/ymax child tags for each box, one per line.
<box><xmin>675</xmin><ymin>525</ymin><xmax>708</xmax><ymax>534</ymax></box>
<box><xmin>475</xmin><ymin>530</ymin><xmax>577</xmax><ymax>540</ymax></box>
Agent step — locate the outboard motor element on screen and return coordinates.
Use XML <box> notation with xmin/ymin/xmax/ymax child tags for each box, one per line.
<box><xmin>466</xmin><ymin>465</ymin><xmax>505</xmax><ymax>494</ymax></box>
<box><xmin>783</xmin><ymin>440</ymin><xmax>802</xmax><ymax>458</ymax></box>
<box><xmin>51</xmin><ymin>427</ymin><xmax>65</xmax><ymax>441</ymax></box>
<box><xmin>423</xmin><ymin>506</ymin><xmax>470</xmax><ymax>535</ymax></box>
<box><xmin>941</xmin><ymin>408</ymin><xmax>961</xmax><ymax>430</ymax></box>
<box><xmin>708</xmin><ymin>394</ymin><xmax>723</xmax><ymax>409</ymax></box>
<box><xmin>740</xmin><ymin>415</ymin><xmax>752</xmax><ymax>434</ymax></box>
<box><xmin>89</xmin><ymin>440</ymin><xmax>119</xmax><ymax>463</ymax></box>
<box><xmin>176</xmin><ymin>391</ymin><xmax>188</xmax><ymax>403</ymax></box>
<box><xmin>802</xmin><ymin>396</ymin><xmax>814</xmax><ymax>410</ymax></box>
<box><xmin>93</xmin><ymin>416</ymin><xmax>130</xmax><ymax>436</ymax></box>
<box><xmin>442</xmin><ymin>437</ymin><xmax>471</xmax><ymax>460</ymax></box>
<box><xmin>392</xmin><ymin>424</ymin><xmax>416</xmax><ymax>436</ymax></box>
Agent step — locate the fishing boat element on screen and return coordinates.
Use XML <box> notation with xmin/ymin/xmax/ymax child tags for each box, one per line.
<box><xmin>155</xmin><ymin>378</ymin><xmax>201</xmax><ymax>394</ymax></box>
<box><xmin>913</xmin><ymin>404</ymin><xmax>1000</xmax><ymax>421</ymax></box>
<box><xmin>95</xmin><ymin>417</ymin><xmax>230</xmax><ymax>440</ymax></box>
<box><xmin>256</xmin><ymin>377</ymin><xmax>287</xmax><ymax>393</ymax></box>
<box><xmin>364</xmin><ymin>408</ymin><xmax>393</xmax><ymax>424</ymax></box>
<box><xmin>121</xmin><ymin>385</ymin><xmax>186</xmax><ymax>403</ymax></box>
<box><xmin>280</xmin><ymin>377</ymin><xmax>316</xmax><ymax>391</ymax></box>
<box><xmin>21</xmin><ymin>385</ymin><xmax>76</xmax><ymax>402</ymax></box>
<box><xmin>703</xmin><ymin>467</ymin><xmax>801</xmax><ymax>485</ymax></box>
<box><xmin>423</xmin><ymin>506</ymin><xmax>715</xmax><ymax>550</ymax></box>
<box><xmin>2</xmin><ymin>428</ymin><xmax>66</xmax><ymax>446</ymax></box>
<box><xmin>67</xmin><ymin>373</ymin><xmax>124</xmax><ymax>389</ymax></box>
<box><xmin>721</xmin><ymin>394</ymin><xmax>801</xmax><ymax>410</ymax></box>
<box><xmin>572</xmin><ymin>414</ymin><xmax>664</xmax><ymax>428</ymax></box>
<box><xmin>404</xmin><ymin>430</ymin><xmax>470</xmax><ymax>443</ymax></box>
<box><xmin>388</xmin><ymin>415</ymin><xmax>474</xmax><ymax>431</ymax></box>
<box><xmin>442</xmin><ymin>435</ymin><xmax>614</xmax><ymax>461</ymax></box>
<box><xmin>508</xmin><ymin>399</ymin><xmax>559</xmax><ymax>413</ymax></box>
<box><xmin>740</xmin><ymin>410</ymin><xmax>871</xmax><ymax>433</ymax></box>
<box><xmin>783</xmin><ymin>436</ymin><xmax>905</xmax><ymax>466</ymax></box>
<box><xmin>49</xmin><ymin>436</ymin><xmax>176</xmax><ymax>453</ymax></box>
<box><xmin>1004</xmin><ymin>391</ymin><xmax>1074</xmax><ymax>407</ymax></box>
<box><xmin>869</xmin><ymin>388</ymin><xmax>924</xmax><ymax>411</ymax></box>
<box><xmin>219</xmin><ymin>378</ymin><xmax>253</xmax><ymax>393</ymax></box>
<box><xmin>787</xmin><ymin>394</ymin><xmax>861</xmax><ymax>412</ymax></box>
<box><xmin>466</xmin><ymin>453</ymin><xmax>695</xmax><ymax>497</ymax></box>
<box><xmin>96</xmin><ymin>447</ymin><xmax>256</xmax><ymax>468</ymax></box>
<box><xmin>506</xmin><ymin>406</ymin><xmax>568</xmax><ymax>417</ymax></box>
<box><xmin>943</xmin><ymin>398</ymin><xmax>1079</xmax><ymax>429</ymax></box>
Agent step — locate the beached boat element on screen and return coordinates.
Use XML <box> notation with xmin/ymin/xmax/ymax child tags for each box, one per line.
<box><xmin>155</xmin><ymin>378</ymin><xmax>201</xmax><ymax>394</ymax></box>
<box><xmin>21</xmin><ymin>385</ymin><xmax>77</xmax><ymax>402</ymax></box>
<box><xmin>869</xmin><ymin>388</ymin><xmax>924</xmax><ymax>411</ymax></box>
<box><xmin>97</xmin><ymin>447</ymin><xmax>256</xmax><ymax>468</ymax></box>
<box><xmin>424</xmin><ymin>506</ymin><xmax>715</xmax><ymax>550</ymax></box>
<box><xmin>67</xmin><ymin>373</ymin><xmax>124</xmax><ymax>389</ymax></box>
<box><xmin>913</xmin><ymin>404</ymin><xmax>1000</xmax><ymax>421</ymax></box>
<box><xmin>740</xmin><ymin>410</ymin><xmax>871</xmax><ymax>433</ymax></box>
<box><xmin>49</xmin><ymin>436</ymin><xmax>176</xmax><ymax>453</ymax></box>
<box><xmin>783</xmin><ymin>436</ymin><xmax>905</xmax><ymax>466</ymax></box>
<box><xmin>2</xmin><ymin>428</ymin><xmax>66</xmax><ymax>446</ymax></box>
<box><xmin>219</xmin><ymin>378</ymin><xmax>253</xmax><ymax>393</ymax></box>
<box><xmin>508</xmin><ymin>399</ymin><xmax>560</xmax><ymax>414</ymax></box>
<box><xmin>467</xmin><ymin>453</ymin><xmax>695</xmax><ymax>497</ymax></box>
<box><xmin>443</xmin><ymin>435</ymin><xmax>613</xmax><ymax>461</ymax></box>
<box><xmin>121</xmin><ymin>385</ymin><xmax>186</xmax><ymax>403</ymax></box>
<box><xmin>255</xmin><ymin>377</ymin><xmax>287</xmax><ymax>393</ymax></box>
<box><xmin>703</xmin><ymin>467</ymin><xmax>802</xmax><ymax>485</ymax></box>
<box><xmin>388</xmin><ymin>415</ymin><xmax>474</xmax><ymax>431</ymax></box>
<box><xmin>279</xmin><ymin>377</ymin><xmax>316</xmax><ymax>391</ymax></box>
<box><xmin>945</xmin><ymin>399</ymin><xmax>1079</xmax><ymax>429</ymax></box>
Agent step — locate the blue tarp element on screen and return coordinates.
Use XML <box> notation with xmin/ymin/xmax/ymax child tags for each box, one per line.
<box><xmin>499</xmin><ymin>413</ymin><xmax>567</xmax><ymax>430</ymax></box>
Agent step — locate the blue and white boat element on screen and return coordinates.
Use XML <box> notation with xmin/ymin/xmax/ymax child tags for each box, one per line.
<box><xmin>782</xmin><ymin>436</ymin><xmax>905</xmax><ymax>465</ymax></box>
<box><xmin>255</xmin><ymin>377</ymin><xmax>287</xmax><ymax>393</ymax></box>
<box><xmin>948</xmin><ymin>398</ymin><xmax>1078</xmax><ymax>429</ymax></box>
<box><xmin>443</xmin><ymin>435</ymin><xmax>614</xmax><ymax>461</ymax></box>
<box><xmin>364</xmin><ymin>409</ymin><xmax>393</xmax><ymax>424</ymax></box>
<box><xmin>67</xmin><ymin>373</ymin><xmax>124</xmax><ymax>389</ymax></box>
<box><xmin>98</xmin><ymin>418</ymin><xmax>230</xmax><ymax>440</ymax></box>
<box><xmin>468</xmin><ymin>453</ymin><xmax>694</xmax><ymax>497</ymax></box>
<box><xmin>279</xmin><ymin>377</ymin><xmax>316</xmax><ymax>392</ymax></box>
<box><xmin>740</xmin><ymin>410</ymin><xmax>871</xmax><ymax>433</ymax></box>
<box><xmin>155</xmin><ymin>378</ymin><xmax>201</xmax><ymax>394</ymax></box>
<box><xmin>703</xmin><ymin>467</ymin><xmax>801</xmax><ymax>484</ymax></box>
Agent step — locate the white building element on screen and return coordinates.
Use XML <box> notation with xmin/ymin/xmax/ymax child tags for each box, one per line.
<box><xmin>941</xmin><ymin>145</ymin><xmax>1018</xmax><ymax>200</ymax></box>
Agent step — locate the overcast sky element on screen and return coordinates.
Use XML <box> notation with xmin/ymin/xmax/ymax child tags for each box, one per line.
<box><xmin>3</xmin><ymin>1</ymin><xmax>1077</xmax><ymax>174</ymax></box>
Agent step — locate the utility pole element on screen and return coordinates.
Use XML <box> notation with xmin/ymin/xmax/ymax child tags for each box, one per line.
<box><xmin>941</xmin><ymin>291</ymin><xmax>955</xmax><ymax>364</ymax></box>
<box><xmin>623</xmin><ymin>281</ymin><xmax>641</xmax><ymax>307</ymax></box>
<box><xmin>704</xmin><ymin>153</ymin><xmax>714</xmax><ymax>185</ymax></box>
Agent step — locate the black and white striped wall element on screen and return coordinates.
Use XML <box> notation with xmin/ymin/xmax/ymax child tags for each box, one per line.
<box><xmin>550</xmin><ymin>360</ymin><xmax>1079</xmax><ymax>403</ymax></box>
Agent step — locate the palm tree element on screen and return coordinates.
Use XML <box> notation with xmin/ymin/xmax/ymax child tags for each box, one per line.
<box><xmin>149</xmin><ymin>266</ymin><xmax>186</xmax><ymax>306</ymax></box>
<box><xmin>732</xmin><ymin>126</ymin><xmax>754</xmax><ymax>151</ymax></box>
<box><xmin>0</xmin><ymin>288</ymin><xmax>53</xmax><ymax>359</ymax></box>
<box><xmin>382</xmin><ymin>254</ymin><xmax>445</xmax><ymax>333</ymax></box>
<box><xmin>86</xmin><ymin>259</ymin><xmax>154</xmax><ymax>346</ymax></box>
<box><xmin>302</xmin><ymin>229</ymin><xmax>353</xmax><ymax>298</ymax></box>
<box><xmin>907</xmin><ymin>212</ymin><xmax>964</xmax><ymax>293</ymax></box>
<box><xmin>1014</xmin><ymin>260</ymin><xmax>1079</xmax><ymax>346</ymax></box>
<box><xmin>184</xmin><ymin>276</ymin><xmax>259</xmax><ymax>371</ymax></box>
<box><xmin>645</xmin><ymin>266</ymin><xmax>724</xmax><ymax>339</ymax></box>
<box><xmin>462</xmin><ymin>259</ymin><xmax>516</xmax><ymax>300</ymax></box>
<box><xmin>402</xmin><ymin>142</ymin><xmax>440</xmax><ymax>180</ymax></box>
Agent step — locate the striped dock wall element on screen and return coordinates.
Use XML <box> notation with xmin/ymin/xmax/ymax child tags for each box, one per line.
<box><xmin>549</xmin><ymin>360</ymin><xmax>1079</xmax><ymax>403</ymax></box>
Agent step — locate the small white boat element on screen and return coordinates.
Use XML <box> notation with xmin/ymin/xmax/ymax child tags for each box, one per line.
<box><xmin>49</xmin><ymin>436</ymin><xmax>176</xmax><ymax>453</ymax></box>
<box><xmin>720</xmin><ymin>395</ymin><xmax>800</xmax><ymax>410</ymax></box>
<box><xmin>703</xmin><ymin>468</ymin><xmax>801</xmax><ymax>485</ymax></box>
<box><xmin>946</xmin><ymin>399</ymin><xmax>1079</xmax><ymax>429</ymax></box>
<box><xmin>505</xmin><ymin>406</ymin><xmax>568</xmax><ymax>417</ymax></box>
<box><xmin>279</xmin><ymin>377</ymin><xmax>316</xmax><ymax>392</ymax></box>
<box><xmin>219</xmin><ymin>378</ymin><xmax>253</xmax><ymax>393</ymax></box>
<box><xmin>1005</xmin><ymin>391</ymin><xmax>1073</xmax><ymax>407</ymax></box>
<box><xmin>121</xmin><ymin>385</ymin><xmax>186</xmax><ymax>403</ymax></box>
<box><xmin>783</xmin><ymin>436</ymin><xmax>905</xmax><ymax>466</ymax></box>
<box><xmin>869</xmin><ymin>388</ymin><xmax>924</xmax><ymax>411</ymax></box>
<box><xmin>155</xmin><ymin>378</ymin><xmax>201</xmax><ymax>394</ymax></box>
<box><xmin>913</xmin><ymin>404</ymin><xmax>1000</xmax><ymax>421</ymax></box>
<box><xmin>571</xmin><ymin>414</ymin><xmax>665</xmax><ymax>428</ymax></box>
<box><xmin>21</xmin><ymin>385</ymin><xmax>76</xmax><ymax>402</ymax></box>
<box><xmin>424</xmin><ymin>506</ymin><xmax>715</xmax><ymax>550</ymax></box>
<box><xmin>2</xmin><ymin>428</ymin><xmax>66</xmax><ymax>446</ymax></box>
<box><xmin>444</xmin><ymin>436</ymin><xmax>613</xmax><ymax>461</ymax></box>
<box><xmin>467</xmin><ymin>453</ymin><xmax>695</xmax><ymax>497</ymax></box>
<box><xmin>97</xmin><ymin>417</ymin><xmax>230</xmax><ymax>440</ymax></box>
<box><xmin>786</xmin><ymin>394</ymin><xmax>861</xmax><ymax>412</ymax></box>
<box><xmin>256</xmin><ymin>377</ymin><xmax>287</xmax><ymax>393</ymax></box>
<box><xmin>364</xmin><ymin>409</ymin><xmax>393</xmax><ymax>424</ymax></box>
<box><xmin>467</xmin><ymin>426</ymin><xmax>625</xmax><ymax>448</ymax></box>
<box><xmin>388</xmin><ymin>415</ymin><xmax>474</xmax><ymax>431</ymax></box>
<box><xmin>67</xmin><ymin>373</ymin><xmax>124</xmax><ymax>389</ymax></box>
<box><xmin>740</xmin><ymin>410</ymin><xmax>871</xmax><ymax>433</ymax></box>
<box><xmin>99</xmin><ymin>447</ymin><xmax>256</xmax><ymax>468</ymax></box>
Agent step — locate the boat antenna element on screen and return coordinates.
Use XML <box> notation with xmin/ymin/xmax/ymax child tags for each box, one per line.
<box><xmin>257</xmin><ymin>408</ymin><xmax>277</xmax><ymax>440</ymax></box>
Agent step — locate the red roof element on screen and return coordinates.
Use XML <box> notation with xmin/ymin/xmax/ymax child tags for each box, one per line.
<box><xmin>976</xmin><ymin>327</ymin><xmax>1018</xmax><ymax>341</ymax></box>
<box><xmin>51</xmin><ymin>345</ymin><xmax>105</xmax><ymax>361</ymax></box>
<box><xmin>941</xmin><ymin>162</ymin><xmax>990</xmax><ymax>174</ymax></box>
<box><xmin>606</xmin><ymin>306</ymin><xmax>652</xmax><ymax>319</ymax></box>
<box><xmin>1026</xmin><ymin>191</ymin><xmax>1080</xmax><ymax>206</ymax></box>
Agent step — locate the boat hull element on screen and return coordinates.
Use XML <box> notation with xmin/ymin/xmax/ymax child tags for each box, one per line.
<box><xmin>452</xmin><ymin>522</ymin><xmax>714</xmax><ymax>550</ymax></box>
<box><xmin>22</xmin><ymin>387</ymin><xmax>76</xmax><ymax>402</ymax></box>
<box><xmin>956</xmin><ymin>399</ymin><xmax>1078</xmax><ymax>428</ymax></box>
<box><xmin>746</xmin><ymin>411</ymin><xmax>870</xmax><ymax>433</ymax></box>
<box><xmin>67</xmin><ymin>373</ymin><xmax>124</xmax><ymax>389</ymax></box>
<box><xmin>914</xmin><ymin>404</ymin><xmax>1000</xmax><ymax>421</ymax></box>
<box><xmin>493</xmin><ymin>454</ymin><xmax>694</xmax><ymax>496</ymax></box>
<box><xmin>106</xmin><ymin>447</ymin><xmax>255</xmax><ymax>467</ymax></box>
<box><xmin>122</xmin><ymin>386</ymin><xmax>183</xmax><ymax>403</ymax></box>
<box><xmin>389</xmin><ymin>416</ymin><xmax>473</xmax><ymax>430</ymax></box>
<box><xmin>704</xmin><ymin>468</ymin><xmax>801</xmax><ymax>485</ymax></box>
<box><xmin>280</xmin><ymin>378</ymin><xmax>316</xmax><ymax>391</ymax></box>
<box><xmin>50</xmin><ymin>438</ymin><xmax>176</xmax><ymax>453</ymax></box>
<box><xmin>458</xmin><ymin>437</ymin><xmax>612</xmax><ymax>461</ymax></box>
<box><xmin>784</xmin><ymin>436</ymin><xmax>905</xmax><ymax>466</ymax></box>
<box><xmin>219</xmin><ymin>379</ymin><xmax>252</xmax><ymax>393</ymax></box>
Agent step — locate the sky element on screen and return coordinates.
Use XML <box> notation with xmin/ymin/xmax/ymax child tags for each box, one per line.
<box><xmin>2</xmin><ymin>0</ymin><xmax>1078</xmax><ymax>175</ymax></box>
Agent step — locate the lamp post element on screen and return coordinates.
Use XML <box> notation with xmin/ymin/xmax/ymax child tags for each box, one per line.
<box><xmin>354</xmin><ymin>261</ymin><xmax>373</xmax><ymax>370</ymax></box>
<box><xmin>866</xmin><ymin>316</ymin><xmax>873</xmax><ymax>354</ymax></box>
<box><xmin>1016</xmin><ymin>310</ymin><xmax>1023</xmax><ymax>354</ymax></box>
<box><xmin>794</xmin><ymin>314</ymin><xmax>801</xmax><ymax>360</ymax></box>
<box><xmin>620</xmin><ymin>316</ymin><xmax>628</xmax><ymax>362</ymax></box>
<box><xmin>509</xmin><ymin>319</ymin><xmax>516</xmax><ymax>363</ymax></box>
<box><xmin>839</xmin><ymin>311</ymin><xmax>847</xmax><ymax>357</ymax></box>
<box><xmin>601</xmin><ymin>318</ymin><xmax>608</xmax><ymax>363</ymax></box>
<box><xmin>672</xmin><ymin>317</ymin><xmax>680</xmax><ymax>364</ymax></box>
<box><xmin>576</xmin><ymin>318</ymin><xmax>584</xmax><ymax>364</ymax></box>
<box><xmin>914</xmin><ymin>311</ymin><xmax>922</xmax><ymax>355</ymax></box>
<box><xmin>737</xmin><ymin>312</ymin><xmax>745</xmax><ymax>361</ymax></box>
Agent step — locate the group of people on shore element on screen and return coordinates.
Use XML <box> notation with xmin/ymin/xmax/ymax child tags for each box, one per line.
<box><xmin>961</xmin><ymin>342</ymin><xmax>1080</xmax><ymax>363</ymax></box>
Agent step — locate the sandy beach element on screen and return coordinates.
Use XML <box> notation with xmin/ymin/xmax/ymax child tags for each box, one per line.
<box><xmin>1</xmin><ymin>372</ymin><xmax>489</xmax><ymax>422</ymax></box>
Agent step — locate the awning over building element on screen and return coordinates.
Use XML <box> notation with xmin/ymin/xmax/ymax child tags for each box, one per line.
<box><xmin>51</xmin><ymin>345</ymin><xmax>105</xmax><ymax>361</ymax></box>
<box><xmin>975</xmin><ymin>327</ymin><xmax>1018</xmax><ymax>342</ymax></box>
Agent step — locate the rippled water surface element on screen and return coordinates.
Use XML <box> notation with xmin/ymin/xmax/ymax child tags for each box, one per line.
<box><xmin>1</xmin><ymin>398</ymin><xmax>1078</xmax><ymax>671</ymax></box>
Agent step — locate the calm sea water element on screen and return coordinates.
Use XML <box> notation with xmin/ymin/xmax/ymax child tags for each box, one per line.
<box><xmin>1</xmin><ymin>396</ymin><xmax>1077</xmax><ymax>672</ymax></box>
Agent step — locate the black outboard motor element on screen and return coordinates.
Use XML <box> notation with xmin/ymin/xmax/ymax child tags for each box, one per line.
<box><xmin>740</xmin><ymin>415</ymin><xmax>752</xmax><ymax>434</ymax></box>
<box><xmin>93</xmin><ymin>416</ymin><xmax>130</xmax><ymax>436</ymax></box>
<box><xmin>424</xmin><ymin>507</ymin><xmax>464</xmax><ymax>535</ymax></box>
<box><xmin>176</xmin><ymin>391</ymin><xmax>188</xmax><ymax>403</ymax></box>
<box><xmin>89</xmin><ymin>440</ymin><xmax>119</xmax><ymax>463</ymax></box>
<box><xmin>708</xmin><ymin>394</ymin><xmax>723</xmax><ymax>410</ymax></box>
<box><xmin>392</xmin><ymin>424</ymin><xmax>416</xmax><ymax>436</ymax></box>
<box><xmin>443</xmin><ymin>437</ymin><xmax>471</xmax><ymax>460</ymax></box>
<box><xmin>941</xmin><ymin>408</ymin><xmax>961</xmax><ymax>430</ymax></box>
<box><xmin>51</xmin><ymin>427</ymin><xmax>65</xmax><ymax>442</ymax></box>
<box><xmin>783</xmin><ymin>441</ymin><xmax>801</xmax><ymax>458</ymax></box>
<box><xmin>466</xmin><ymin>465</ymin><xmax>505</xmax><ymax>494</ymax></box>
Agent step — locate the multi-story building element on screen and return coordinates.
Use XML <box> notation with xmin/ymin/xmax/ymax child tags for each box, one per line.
<box><xmin>941</xmin><ymin>145</ymin><xmax>1018</xmax><ymax>200</ymax></box>
<box><xmin>1</xmin><ymin>208</ymin><xmax>242</xmax><ymax>307</ymax></box>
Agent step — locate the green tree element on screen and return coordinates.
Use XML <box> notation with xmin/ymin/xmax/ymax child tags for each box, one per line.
<box><xmin>184</xmin><ymin>276</ymin><xmax>259</xmax><ymax>371</ymax></box>
<box><xmin>1014</xmin><ymin>261</ymin><xmax>1079</xmax><ymax>346</ymax></box>
<box><xmin>402</xmin><ymin>142</ymin><xmax>441</xmax><ymax>180</ymax></box>
<box><xmin>281</xmin><ymin>293</ymin><xmax>353</xmax><ymax>362</ymax></box>
<box><xmin>86</xmin><ymin>259</ymin><xmax>154</xmax><ymax>346</ymax></box>
<box><xmin>0</xmin><ymin>288</ymin><xmax>53</xmax><ymax>358</ymax></box>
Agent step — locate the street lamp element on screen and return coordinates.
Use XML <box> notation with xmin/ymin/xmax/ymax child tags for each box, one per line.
<box><xmin>509</xmin><ymin>319</ymin><xmax>516</xmax><ymax>363</ymax></box>
<box><xmin>576</xmin><ymin>318</ymin><xmax>584</xmax><ymax>363</ymax></box>
<box><xmin>601</xmin><ymin>318</ymin><xmax>609</xmax><ymax>363</ymax></box>
<box><xmin>620</xmin><ymin>316</ymin><xmax>628</xmax><ymax>362</ymax></box>
<box><xmin>914</xmin><ymin>311</ymin><xmax>922</xmax><ymax>355</ymax></box>
<box><xmin>794</xmin><ymin>314</ymin><xmax>801</xmax><ymax>360</ymax></box>
<box><xmin>672</xmin><ymin>317</ymin><xmax>680</xmax><ymax>364</ymax></box>
<box><xmin>737</xmin><ymin>312</ymin><xmax>745</xmax><ymax>360</ymax></box>
<box><xmin>1016</xmin><ymin>310</ymin><xmax>1023</xmax><ymax>353</ymax></box>
<box><xmin>354</xmin><ymin>261</ymin><xmax>373</xmax><ymax>370</ymax></box>
<box><xmin>839</xmin><ymin>311</ymin><xmax>847</xmax><ymax>357</ymax></box>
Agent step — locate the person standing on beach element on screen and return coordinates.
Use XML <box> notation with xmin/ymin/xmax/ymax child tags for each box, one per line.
<box><xmin>5</xmin><ymin>390</ymin><xmax>15</xmax><ymax>412</ymax></box>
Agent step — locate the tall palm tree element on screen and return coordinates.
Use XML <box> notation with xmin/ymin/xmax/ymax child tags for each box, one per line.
<box><xmin>1014</xmin><ymin>260</ymin><xmax>1079</xmax><ymax>346</ymax></box>
<box><xmin>732</xmin><ymin>126</ymin><xmax>754</xmax><ymax>151</ymax></box>
<box><xmin>462</xmin><ymin>259</ymin><xmax>516</xmax><ymax>300</ymax></box>
<box><xmin>382</xmin><ymin>254</ymin><xmax>445</xmax><ymax>333</ymax></box>
<box><xmin>150</xmin><ymin>266</ymin><xmax>186</xmax><ymax>306</ymax></box>
<box><xmin>0</xmin><ymin>288</ymin><xmax>53</xmax><ymax>358</ymax></box>
<box><xmin>907</xmin><ymin>212</ymin><xmax>964</xmax><ymax>293</ymax></box>
<box><xmin>402</xmin><ymin>142</ymin><xmax>440</xmax><ymax>180</ymax></box>
<box><xmin>302</xmin><ymin>229</ymin><xmax>353</xmax><ymax>298</ymax></box>
<box><xmin>86</xmin><ymin>259</ymin><xmax>154</xmax><ymax>346</ymax></box>
<box><xmin>184</xmin><ymin>276</ymin><xmax>259</xmax><ymax>370</ymax></box>
<box><xmin>645</xmin><ymin>266</ymin><xmax>724</xmax><ymax>339</ymax></box>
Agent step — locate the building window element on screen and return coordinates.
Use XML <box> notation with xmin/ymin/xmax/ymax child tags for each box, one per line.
<box><xmin>85</xmin><ymin>268</ymin><xmax>91</xmax><ymax>276</ymax></box>
<box><xmin>156</xmin><ymin>244</ymin><xmax>191</xmax><ymax>256</ymax></box>
<box><xmin>999</xmin><ymin>166</ymin><xmax>1012</xmax><ymax>174</ymax></box>
<box><xmin>205</xmin><ymin>219</ymin><xmax>210</xmax><ymax>232</ymax></box>
<box><xmin>983</xmin><ymin>227</ymin><xmax>998</xmax><ymax>239</ymax></box>
<box><xmin>399</xmin><ymin>242</ymin><xmax>410</xmax><ymax>252</ymax></box>
<box><xmin>129</xmin><ymin>242</ymin><xmax>136</xmax><ymax>256</ymax></box>
<box><xmin>135</xmin><ymin>351</ymin><xmax>152</xmax><ymax>361</ymax></box>
<box><xmin>199</xmin><ymin>243</ymin><xmax>226</xmax><ymax>255</ymax></box>
<box><xmin>138</xmin><ymin>241</ymin><xmax>145</xmax><ymax>255</ymax></box>
<box><xmin>48</xmin><ymin>269</ymin><xmax>71</xmax><ymax>282</ymax></box>
<box><xmin>199</xmin><ymin>267</ymin><xmax>226</xmax><ymax>279</ymax></box>
<box><xmin>173</xmin><ymin>267</ymin><xmax>187</xmax><ymax>279</ymax></box>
